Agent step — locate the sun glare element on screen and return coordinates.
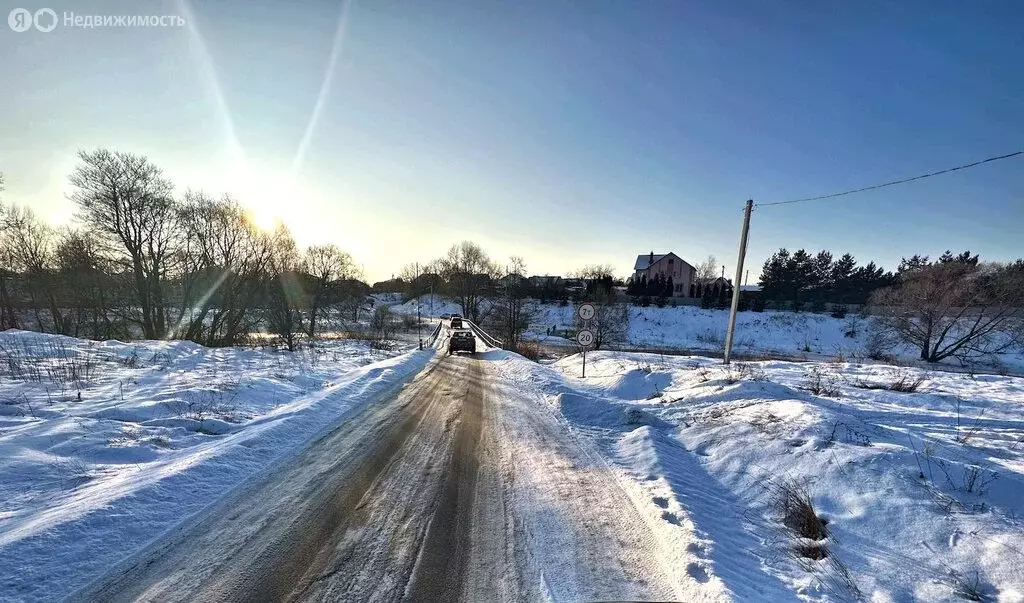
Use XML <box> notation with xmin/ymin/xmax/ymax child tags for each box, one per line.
<box><xmin>227</xmin><ymin>166</ymin><xmax>295</xmax><ymax>232</ymax></box>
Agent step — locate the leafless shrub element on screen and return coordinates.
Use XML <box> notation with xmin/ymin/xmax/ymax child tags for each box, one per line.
<box><xmin>735</xmin><ymin>362</ymin><xmax>767</xmax><ymax>381</ymax></box>
<box><xmin>946</xmin><ymin>569</ymin><xmax>986</xmax><ymax>601</ymax></box>
<box><xmin>803</xmin><ymin>366</ymin><xmax>840</xmax><ymax>397</ymax></box>
<box><xmin>694</xmin><ymin>365</ymin><xmax>711</xmax><ymax>383</ymax></box>
<box><xmin>120</xmin><ymin>347</ymin><xmax>142</xmax><ymax>368</ymax></box>
<box><xmin>54</xmin><ymin>457</ymin><xmax>92</xmax><ymax>491</ymax></box>
<box><xmin>954</xmin><ymin>398</ymin><xmax>986</xmax><ymax>446</ymax></box>
<box><xmin>962</xmin><ymin>465</ymin><xmax>998</xmax><ymax>495</ymax></box>
<box><xmin>869</xmin><ymin>261</ymin><xmax>1024</xmax><ymax>364</ymax></box>
<box><xmin>516</xmin><ymin>340</ymin><xmax>540</xmax><ymax>361</ymax></box>
<box><xmin>164</xmin><ymin>388</ymin><xmax>239</xmax><ymax>424</ymax></box>
<box><xmin>864</xmin><ymin>320</ymin><xmax>898</xmax><ymax>361</ymax></box>
<box><xmin>852</xmin><ymin>368</ymin><xmax>926</xmax><ymax>393</ymax></box>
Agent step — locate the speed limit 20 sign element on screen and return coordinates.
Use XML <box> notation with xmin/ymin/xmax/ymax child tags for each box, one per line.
<box><xmin>576</xmin><ymin>329</ymin><xmax>595</xmax><ymax>347</ymax></box>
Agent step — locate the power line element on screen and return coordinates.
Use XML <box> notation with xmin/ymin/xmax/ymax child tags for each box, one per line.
<box><xmin>757</xmin><ymin>150</ymin><xmax>1023</xmax><ymax>208</ymax></box>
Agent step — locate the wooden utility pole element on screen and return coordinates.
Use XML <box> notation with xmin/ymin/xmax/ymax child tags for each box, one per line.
<box><xmin>724</xmin><ymin>200</ymin><xmax>753</xmax><ymax>365</ymax></box>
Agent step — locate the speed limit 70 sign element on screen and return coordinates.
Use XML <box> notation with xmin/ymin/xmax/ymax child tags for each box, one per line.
<box><xmin>577</xmin><ymin>303</ymin><xmax>596</xmax><ymax>321</ymax></box>
<box><xmin>576</xmin><ymin>329</ymin><xmax>595</xmax><ymax>347</ymax></box>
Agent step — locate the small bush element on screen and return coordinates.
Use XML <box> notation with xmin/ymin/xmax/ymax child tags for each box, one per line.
<box><xmin>516</xmin><ymin>341</ymin><xmax>540</xmax><ymax>361</ymax></box>
<box><xmin>804</xmin><ymin>366</ymin><xmax>840</xmax><ymax>397</ymax></box>
<box><xmin>830</xmin><ymin>304</ymin><xmax>848</xmax><ymax>319</ymax></box>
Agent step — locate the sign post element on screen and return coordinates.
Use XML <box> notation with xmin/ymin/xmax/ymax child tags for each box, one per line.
<box><xmin>576</xmin><ymin>302</ymin><xmax>597</xmax><ymax>378</ymax></box>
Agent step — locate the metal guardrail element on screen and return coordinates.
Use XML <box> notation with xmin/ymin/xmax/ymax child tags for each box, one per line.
<box><xmin>465</xmin><ymin>320</ymin><xmax>504</xmax><ymax>349</ymax></box>
<box><xmin>425</xmin><ymin>322</ymin><xmax>442</xmax><ymax>347</ymax></box>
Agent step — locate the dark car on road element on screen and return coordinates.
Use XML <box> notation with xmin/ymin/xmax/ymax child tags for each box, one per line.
<box><xmin>450</xmin><ymin>315</ymin><xmax>463</xmax><ymax>328</ymax></box>
<box><xmin>448</xmin><ymin>329</ymin><xmax>476</xmax><ymax>354</ymax></box>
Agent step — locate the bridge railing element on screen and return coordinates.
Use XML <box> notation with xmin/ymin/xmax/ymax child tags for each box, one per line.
<box><xmin>465</xmin><ymin>320</ymin><xmax>504</xmax><ymax>349</ymax></box>
<box><xmin>425</xmin><ymin>321</ymin><xmax>443</xmax><ymax>348</ymax></box>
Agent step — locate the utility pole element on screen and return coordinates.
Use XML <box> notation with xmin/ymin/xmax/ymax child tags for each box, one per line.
<box><xmin>724</xmin><ymin>199</ymin><xmax>753</xmax><ymax>365</ymax></box>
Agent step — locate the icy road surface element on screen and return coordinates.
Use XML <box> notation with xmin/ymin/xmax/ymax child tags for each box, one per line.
<box><xmin>74</xmin><ymin>348</ymin><xmax>708</xmax><ymax>602</ymax></box>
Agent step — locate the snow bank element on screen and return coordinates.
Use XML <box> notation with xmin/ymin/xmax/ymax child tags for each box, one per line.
<box><xmin>543</xmin><ymin>351</ymin><xmax>1024</xmax><ymax>602</ymax></box>
<box><xmin>0</xmin><ymin>330</ymin><xmax>427</xmax><ymax>602</ymax></box>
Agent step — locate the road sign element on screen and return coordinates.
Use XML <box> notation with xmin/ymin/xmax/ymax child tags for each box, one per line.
<box><xmin>576</xmin><ymin>329</ymin><xmax>595</xmax><ymax>347</ymax></box>
<box><xmin>577</xmin><ymin>303</ymin><xmax>596</xmax><ymax>321</ymax></box>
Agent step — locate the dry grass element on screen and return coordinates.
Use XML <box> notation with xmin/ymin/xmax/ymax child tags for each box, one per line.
<box><xmin>516</xmin><ymin>341</ymin><xmax>540</xmax><ymax>361</ymax></box>
<box><xmin>773</xmin><ymin>480</ymin><xmax>829</xmax><ymax>542</ymax></box>
<box><xmin>853</xmin><ymin>368</ymin><xmax>927</xmax><ymax>393</ymax></box>
<box><xmin>803</xmin><ymin>366</ymin><xmax>840</xmax><ymax>397</ymax></box>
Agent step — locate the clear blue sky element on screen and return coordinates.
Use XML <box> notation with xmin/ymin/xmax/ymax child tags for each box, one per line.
<box><xmin>1</xmin><ymin>0</ymin><xmax>1021</xmax><ymax>282</ymax></box>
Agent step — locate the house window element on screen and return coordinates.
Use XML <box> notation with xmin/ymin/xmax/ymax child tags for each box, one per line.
<box><xmin>668</xmin><ymin>258</ymin><xmax>674</xmax><ymax>264</ymax></box>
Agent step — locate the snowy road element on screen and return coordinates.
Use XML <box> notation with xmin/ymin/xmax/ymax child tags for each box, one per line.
<box><xmin>73</xmin><ymin>348</ymin><xmax>695</xmax><ymax>602</ymax></box>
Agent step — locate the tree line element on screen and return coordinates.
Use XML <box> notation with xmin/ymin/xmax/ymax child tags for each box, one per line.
<box><xmin>758</xmin><ymin>248</ymin><xmax>897</xmax><ymax>307</ymax></box>
<box><xmin>0</xmin><ymin>150</ymin><xmax>366</xmax><ymax>349</ymax></box>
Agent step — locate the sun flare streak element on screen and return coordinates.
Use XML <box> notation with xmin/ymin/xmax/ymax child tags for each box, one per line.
<box><xmin>290</xmin><ymin>0</ymin><xmax>354</xmax><ymax>177</ymax></box>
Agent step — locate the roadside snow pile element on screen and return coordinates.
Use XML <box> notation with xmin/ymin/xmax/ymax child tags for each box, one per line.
<box><xmin>0</xmin><ymin>330</ymin><xmax>428</xmax><ymax>602</ymax></box>
<box><xmin>544</xmin><ymin>351</ymin><xmax>1024</xmax><ymax>602</ymax></box>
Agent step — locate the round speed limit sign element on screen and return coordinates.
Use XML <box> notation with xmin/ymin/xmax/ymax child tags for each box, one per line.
<box><xmin>576</xmin><ymin>329</ymin><xmax>595</xmax><ymax>347</ymax></box>
<box><xmin>577</xmin><ymin>303</ymin><xmax>596</xmax><ymax>321</ymax></box>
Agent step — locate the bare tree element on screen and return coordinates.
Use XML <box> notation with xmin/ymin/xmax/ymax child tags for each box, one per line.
<box><xmin>492</xmin><ymin>257</ymin><xmax>532</xmax><ymax>349</ymax></box>
<box><xmin>869</xmin><ymin>262</ymin><xmax>1024</xmax><ymax>363</ymax></box>
<box><xmin>3</xmin><ymin>205</ymin><xmax>62</xmax><ymax>332</ymax></box>
<box><xmin>570</xmin><ymin>264</ymin><xmax>616</xmax><ymax>280</ymax></box>
<box><xmin>55</xmin><ymin>228</ymin><xmax>118</xmax><ymax>339</ymax></box>
<box><xmin>265</xmin><ymin>224</ymin><xmax>306</xmax><ymax>351</ymax></box>
<box><xmin>437</xmin><ymin>241</ymin><xmax>500</xmax><ymax>323</ymax></box>
<box><xmin>574</xmin><ymin>296</ymin><xmax>628</xmax><ymax>351</ymax></box>
<box><xmin>695</xmin><ymin>255</ymin><xmax>718</xmax><ymax>294</ymax></box>
<box><xmin>69</xmin><ymin>149</ymin><xmax>178</xmax><ymax>339</ymax></box>
<box><xmin>0</xmin><ymin>179</ymin><xmax>20</xmax><ymax>330</ymax></box>
<box><xmin>303</xmin><ymin>244</ymin><xmax>358</xmax><ymax>337</ymax></box>
<box><xmin>176</xmin><ymin>193</ymin><xmax>272</xmax><ymax>345</ymax></box>
<box><xmin>369</xmin><ymin>304</ymin><xmax>397</xmax><ymax>347</ymax></box>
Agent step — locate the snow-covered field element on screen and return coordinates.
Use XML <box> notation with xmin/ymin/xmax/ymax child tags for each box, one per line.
<box><xmin>490</xmin><ymin>349</ymin><xmax>1024</xmax><ymax>601</ymax></box>
<box><xmin>0</xmin><ymin>330</ymin><xmax>425</xmax><ymax>602</ymax></box>
<box><xmin>392</xmin><ymin>295</ymin><xmax>1024</xmax><ymax>373</ymax></box>
<box><xmin>526</xmin><ymin>303</ymin><xmax>1023</xmax><ymax>371</ymax></box>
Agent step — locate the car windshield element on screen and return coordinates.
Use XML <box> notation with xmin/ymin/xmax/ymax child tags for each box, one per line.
<box><xmin>2</xmin><ymin>2</ymin><xmax>1021</xmax><ymax>602</ymax></box>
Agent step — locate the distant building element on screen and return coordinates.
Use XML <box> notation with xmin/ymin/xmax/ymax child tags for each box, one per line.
<box><xmin>500</xmin><ymin>273</ymin><xmax>526</xmax><ymax>286</ymax></box>
<box><xmin>563</xmin><ymin>278</ymin><xmax>586</xmax><ymax>293</ymax></box>
<box><xmin>632</xmin><ymin>252</ymin><xmax>696</xmax><ymax>297</ymax></box>
<box><xmin>528</xmin><ymin>275</ymin><xmax>563</xmax><ymax>289</ymax></box>
<box><xmin>693</xmin><ymin>276</ymin><xmax>733</xmax><ymax>300</ymax></box>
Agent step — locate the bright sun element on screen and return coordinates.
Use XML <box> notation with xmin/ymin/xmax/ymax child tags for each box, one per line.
<box><xmin>227</xmin><ymin>166</ymin><xmax>295</xmax><ymax>232</ymax></box>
